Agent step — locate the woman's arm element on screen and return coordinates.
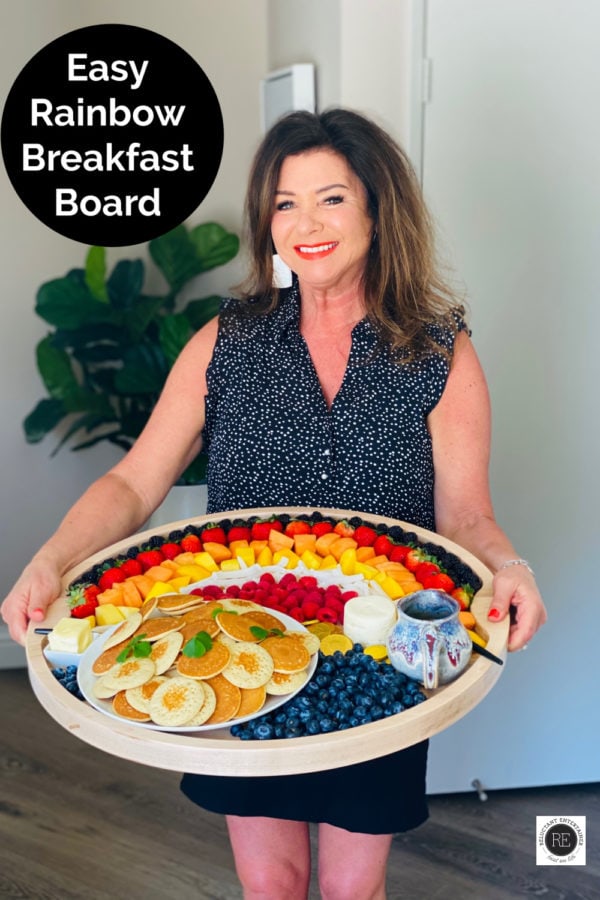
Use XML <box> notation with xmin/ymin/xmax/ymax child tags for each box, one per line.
<box><xmin>428</xmin><ymin>331</ymin><xmax>547</xmax><ymax>650</ymax></box>
<box><xmin>1</xmin><ymin>316</ymin><xmax>220</xmax><ymax>644</ymax></box>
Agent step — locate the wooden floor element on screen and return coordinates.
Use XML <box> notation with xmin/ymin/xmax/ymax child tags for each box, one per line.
<box><xmin>1</xmin><ymin>667</ymin><xmax>598</xmax><ymax>900</ymax></box>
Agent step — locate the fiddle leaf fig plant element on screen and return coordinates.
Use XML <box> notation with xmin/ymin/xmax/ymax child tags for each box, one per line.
<box><xmin>24</xmin><ymin>221</ymin><xmax>239</xmax><ymax>484</ymax></box>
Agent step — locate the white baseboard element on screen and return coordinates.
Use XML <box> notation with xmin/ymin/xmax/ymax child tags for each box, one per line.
<box><xmin>0</xmin><ymin>627</ymin><xmax>26</xmax><ymax>669</ymax></box>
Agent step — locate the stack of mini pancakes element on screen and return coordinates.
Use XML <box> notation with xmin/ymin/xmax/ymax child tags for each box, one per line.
<box><xmin>88</xmin><ymin>594</ymin><xmax>319</xmax><ymax>729</ymax></box>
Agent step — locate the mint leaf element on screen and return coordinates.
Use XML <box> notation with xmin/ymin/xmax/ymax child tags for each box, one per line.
<box><xmin>183</xmin><ymin>630</ymin><xmax>213</xmax><ymax>657</ymax></box>
<box><xmin>249</xmin><ymin>625</ymin><xmax>269</xmax><ymax>640</ymax></box>
<box><xmin>116</xmin><ymin>633</ymin><xmax>151</xmax><ymax>662</ymax></box>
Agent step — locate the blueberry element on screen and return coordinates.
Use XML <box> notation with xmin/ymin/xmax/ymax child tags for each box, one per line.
<box><xmin>254</xmin><ymin>723</ymin><xmax>274</xmax><ymax>740</ymax></box>
<box><xmin>319</xmin><ymin>717</ymin><xmax>335</xmax><ymax>732</ymax></box>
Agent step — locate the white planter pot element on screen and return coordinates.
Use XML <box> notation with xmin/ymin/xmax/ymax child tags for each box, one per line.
<box><xmin>145</xmin><ymin>484</ymin><xmax>208</xmax><ymax>530</ymax></box>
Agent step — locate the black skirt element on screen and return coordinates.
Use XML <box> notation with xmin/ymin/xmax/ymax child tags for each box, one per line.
<box><xmin>180</xmin><ymin>740</ymin><xmax>429</xmax><ymax>835</ymax></box>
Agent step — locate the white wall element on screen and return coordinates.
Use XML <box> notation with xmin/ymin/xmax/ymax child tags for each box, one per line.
<box><xmin>0</xmin><ymin>0</ymin><xmax>268</xmax><ymax>663</ymax></box>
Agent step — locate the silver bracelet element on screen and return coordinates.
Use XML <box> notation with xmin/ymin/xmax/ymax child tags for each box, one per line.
<box><xmin>497</xmin><ymin>558</ymin><xmax>534</xmax><ymax>576</ymax></box>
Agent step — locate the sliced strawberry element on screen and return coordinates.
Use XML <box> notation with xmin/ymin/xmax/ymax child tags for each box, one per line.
<box><xmin>98</xmin><ymin>566</ymin><xmax>126</xmax><ymax>591</ymax></box>
<box><xmin>136</xmin><ymin>549</ymin><xmax>165</xmax><ymax>571</ymax></box>
<box><xmin>373</xmin><ymin>534</ymin><xmax>393</xmax><ymax>557</ymax></box>
<box><xmin>181</xmin><ymin>534</ymin><xmax>203</xmax><ymax>553</ymax></box>
<box><xmin>120</xmin><ymin>559</ymin><xmax>143</xmax><ymax>578</ymax></box>
<box><xmin>227</xmin><ymin>526</ymin><xmax>251</xmax><ymax>542</ymax></box>
<box><xmin>353</xmin><ymin>525</ymin><xmax>378</xmax><ymax>547</ymax></box>
<box><xmin>451</xmin><ymin>586</ymin><xmax>473</xmax><ymax>610</ymax></box>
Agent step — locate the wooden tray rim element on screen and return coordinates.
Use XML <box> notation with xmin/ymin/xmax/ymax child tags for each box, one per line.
<box><xmin>26</xmin><ymin>506</ymin><xmax>508</xmax><ymax>776</ymax></box>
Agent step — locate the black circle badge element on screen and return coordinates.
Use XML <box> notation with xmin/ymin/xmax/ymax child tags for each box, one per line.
<box><xmin>543</xmin><ymin>823</ymin><xmax>578</xmax><ymax>858</ymax></box>
<box><xmin>1</xmin><ymin>24</ymin><xmax>223</xmax><ymax>246</ymax></box>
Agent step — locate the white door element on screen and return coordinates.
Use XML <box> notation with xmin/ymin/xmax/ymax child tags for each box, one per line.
<box><xmin>421</xmin><ymin>0</ymin><xmax>600</xmax><ymax>793</ymax></box>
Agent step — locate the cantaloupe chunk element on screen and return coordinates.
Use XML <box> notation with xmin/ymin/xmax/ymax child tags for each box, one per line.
<box><xmin>203</xmin><ymin>542</ymin><xmax>232</xmax><ymax>563</ymax></box>
<box><xmin>120</xmin><ymin>580</ymin><xmax>143</xmax><ymax>607</ymax></box>
<box><xmin>268</xmin><ymin>530</ymin><xmax>295</xmax><ymax>553</ymax></box>
<box><xmin>97</xmin><ymin>586</ymin><xmax>124</xmax><ymax>606</ymax></box>
<box><xmin>128</xmin><ymin>574</ymin><xmax>156</xmax><ymax>599</ymax></box>
<box><xmin>329</xmin><ymin>537</ymin><xmax>358</xmax><ymax>561</ymax></box>
<box><xmin>229</xmin><ymin>539</ymin><xmax>250</xmax><ymax>555</ymax></box>
<box><xmin>250</xmin><ymin>540</ymin><xmax>268</xmax><ymax>554</ymax></box>
<box><xmin>174</xmin><ymin>552</ymin><xmax>196</xmax><ymax>566</ymax></box>
<box><xmin>144</xmin><ymin>564</ymin><xmax>177</xmax><ymax>583</ymax></box>
<box><xmin>294</xmin><ymin>534</ymin><xmax>317</xmax><ymax>555</ymax></box>
<box><xmin>356</xmin><ymin>546</ymin><xmax>376</xmax><ymax>562</ymax></box>
<box><xmin>315</xmin><ymin>532</ymin><xmax>342</xmax><ymax>556</ymax></box>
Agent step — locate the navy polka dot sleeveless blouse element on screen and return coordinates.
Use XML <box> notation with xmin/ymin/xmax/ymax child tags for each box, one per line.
<box><xmin>203</xmin><ymin>285</ymin><xmax>461</xmax><ymax>531</ymax></box>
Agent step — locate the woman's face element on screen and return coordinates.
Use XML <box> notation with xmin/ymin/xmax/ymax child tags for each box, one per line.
<box><xmin>271</xmin><ymin>149</ymin><xmax>373</xmax><ymax>295</ymax></box>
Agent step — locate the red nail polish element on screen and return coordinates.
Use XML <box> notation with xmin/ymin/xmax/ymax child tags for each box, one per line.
<box><xmin>488</xmin><ymin>608</ymin><xmax>501</xmax><ymax>620</ymax></box>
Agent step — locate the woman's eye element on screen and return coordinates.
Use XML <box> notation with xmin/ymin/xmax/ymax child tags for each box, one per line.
<box><xmin>275</xmin><ymin>200</ymin><xmax>293</xmax><ymax>211</ymax></box>
<box><xmin>324</xmin><ymin>194</ymin><xmax>344</xmax><ymax>205</ymax></box>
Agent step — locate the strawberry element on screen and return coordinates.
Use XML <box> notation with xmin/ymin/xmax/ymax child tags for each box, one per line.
<box><xmin>120</xmin><ymin>558</ymin><xmax>143</xmax><ymax>578</ymax></box>
<box><xmin>136</xmin><ymin>549</ymin><xmax>165</xmax><ymax>571</ymax></box>
<box><xmin>353</xmin><ymin>525</ymin><xmax>378</xmax><ymax>547</ymax></box>
<box><xmin>200</xmin><ymin>525</ymin><xmax>226</xmax><ymax>544</ymax></box>
<box><xmin>451</xmin><ymin>585</ymin><xmax>474</xmax><ymax>610</ymax></box>
<box><xmin>284</xmin><ymin>520</ymin><xmax>312</xmax><ymax>537</ymax></box>
<box><xmin>415</xmin><ymin>561</ymin><xmax>440</xmax><ymax>583</ymax></box>
<box><xmin>404</xmin><ymin>548</ymin><xmax>426</xmax><ymax>572</ymax></box>
<box><xmin>373</xmin><ymin>534</ymin><xmax>393</xmax><ymax>557</ymax></box>
<box><xmin>251</xmin><ymin>519</ymin><xmax>282</xmax><ymax>540</ymax></box>
<box><xmin>160</xmin><ymin>542</ymin><xmax>182</xmax><ymax>559</ymax></box>
<box><xmin>227</xmin><ymin>526</ymin><xmax>251</xmax><ymax>542</ymax></box>
<box><xmin>71</xmin><ymin>601</ymin><xmax>98</xmax><ymax>619</ymax></box>
<box><xmin>423</xmin><ymin>572</ymin><xmax>455</xmax><ymax>593</ymax></box>
<box><xmin>389</xmin><ymin>545</ymin><xmax>412</xmax><ymax>563</ymax></box>
<box><xmin>67</xmin><ymin>583</ymin><xmax>100</xmax><ymax>610</ymax></box>
<box><xmin>311</xmin><ymin>521</ymin><xmax>334</xmax><ymax>536</ymax></box>
<box><xmin>98</xmin><ymin>566</ymin><xmax>126</xmax><ymax>592</ymax></box>
<box><xmin>180</xmin><ymin>534</ymin><xmax>203</xmax><ymax>553</ymax></box>
<box><xmin>333</xmin><ymin>520</ymin><xmax>355</xmax><ymax>537</ymax></box>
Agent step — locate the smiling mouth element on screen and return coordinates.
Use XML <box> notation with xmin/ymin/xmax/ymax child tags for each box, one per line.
<box><xmin>294</xmin><ymin>241</ymin><xmax>338</xmax><ymax>259</ymax></box>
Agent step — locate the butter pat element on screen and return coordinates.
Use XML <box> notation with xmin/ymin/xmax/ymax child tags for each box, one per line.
<box><xmin>47</xmin><ymin>617</ymin><xmax>93</xmax><ymax>654</ymax></box>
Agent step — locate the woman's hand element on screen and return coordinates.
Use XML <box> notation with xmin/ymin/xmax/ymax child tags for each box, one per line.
<box><xmin>488</xmin><ymin>566</ymin><xmax>547</xmax><ymax>652</ymax></box>
<box><xmin>0</xmin><ymin>556</ymin><xmax>63</xmax><ymax>646</ymax></box>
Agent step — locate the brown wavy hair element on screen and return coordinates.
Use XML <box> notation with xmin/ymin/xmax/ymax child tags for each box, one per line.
<box><xmin>237</xmin><ymin>107</ymin><xmax>464</xmax><ymax>358</ymax></box>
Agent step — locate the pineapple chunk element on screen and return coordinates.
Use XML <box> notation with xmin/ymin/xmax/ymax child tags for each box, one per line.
<box><xmin>95</xmin><ymin>604</ymin><xmax>126</xmax><ymax>627</ymax></box>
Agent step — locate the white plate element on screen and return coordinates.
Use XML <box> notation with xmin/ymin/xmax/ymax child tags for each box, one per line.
<box><xmin>77</xmin><ymin>610</ymin><xmax>318</xmax><ymax>733</ymax></box>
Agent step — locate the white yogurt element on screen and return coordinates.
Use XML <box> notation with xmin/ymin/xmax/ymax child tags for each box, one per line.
<box><xmin>343</xmin><ymin>595</ymin><xmax>397</xmax><ymax>647</ymax></box>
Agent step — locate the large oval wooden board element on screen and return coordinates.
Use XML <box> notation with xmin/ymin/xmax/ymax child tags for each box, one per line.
<box><xmin>26</xmin><ymin>507</ymin><xmax>508</xmax><ymax>776</ymax></box>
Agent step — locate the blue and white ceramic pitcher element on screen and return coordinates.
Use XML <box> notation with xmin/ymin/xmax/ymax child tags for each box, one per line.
<box><xmin>386</xmin><ymin>590</ymin><xmax>472</xmax><ymax>689</ymax></box>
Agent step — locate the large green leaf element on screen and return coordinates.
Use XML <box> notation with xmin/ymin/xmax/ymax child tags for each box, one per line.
<box><xmin>107</xmin><ymin>258</ymin><xmax>144</xmax><ymax>310</ymax></box>
<box><xmin>182</xmin><ymin>295</ymin><xmax>222</xmax><ymax>330</ymax></box>
<box><xmin>84</xmin><ymin>247</ymin><xmax>109</xmax><ymax>303</ymax></box>
<box><xmin>36</xmin><ymin>336</ymin><xmax>79</xmax><ymax>400</ymax></box>
<box><xmin>51</xmin><ymin>323</ymin><xmax>122</xmax><ymax>351</ymax></box>
<box><xmin>50</xmin><ymin>411</ymin><xmax>118</xmax><ymax>455</ymax></box>
<box><xmin>189</xmin><ymin>222</ymin><xmax>239</xmax><ymax>272</ymax></box>
<box><xmin>114</xmin><ymin>343</ymin><xmax>168</xmax><ymax>394</ymax></box>
<box><xmin>23</xmin><ymin>398</ymin><xmax>66</xmax><ymax>442</ymax></box>
<box><xmin>124</xmin><ymin>294</ymin><xmax>165</xmax><ymax>341</ymax></box>
<box><xmin>36</xmin><ymin>277</ymin><xmax>120</xmax><ymax>329</ymax></box>
<box><xmin>159</xmin><ymin>313</ymin><xmax>192</xmax><ymax>366</ymax></box>
<box><xmin>149</xmin><ymin>225</ymin><xmax>203</xmax><ymax>293</ymax></box>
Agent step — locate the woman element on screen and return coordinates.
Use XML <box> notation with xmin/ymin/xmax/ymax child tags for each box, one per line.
<box><xmin>2</xmin><ymin>109</ymin><xmax>546</xmax><ymax>900</ymax></box>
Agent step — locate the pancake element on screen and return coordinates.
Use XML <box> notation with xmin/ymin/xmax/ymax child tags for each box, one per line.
<box><xmin>180</xmin><ymin>681</ymin><xmax>217</xmax><ymax>726</ymax></box>
<box><xmin>220</xmin><ymin>597</ymin><xmax>263</xmax><ymax>613</ymax></box>
<box><xmin>216</xmin><ymin>611</ymin><xmax>264</xmax><ymax>643</ymax></box>
<box><xmin>91</xmin><ymin>640</ymin><xmax>130</xmax><ymax>675</ymax></box>
<box><xmin>175</xmin><ymin>641</ymin><xmax>231</xmax><ymax>680</ymax></box>
<box><xmin>131</xmin><ymin>616</ymin><xmax>183</xmax><ymax>642</ymax></box>
<box><xmin>150</xmin><ymin>632</ymin><xmax>184</xmax><ymax>675</ymax></box>
<box><xmin>260</xmin><ymin>635</ymin><xmax>310</xmax><ymax>674</ymax></box>
<box><xmin>222</xmin><ymin>642</ymin><xmax>274</xmax><ymax>689</ymax></box>
<box><xmin>148</xmin><ymin>677</ymin><xmax>205</xmax><ymax>726</ymax></box>
<box><xmin>265</xmin><ymin>669</ymin><xmax>309</xmax><ymax>695</ymax></box>
<box><xmin>283</xmin><ymin>629</ymin><xmax>321</xmax><ymax>656</ymax></box>
<box><xmin>237</xmin><ymin>684</ymin><xmax>267</xmax><ymax>716</ymax></box>
<box><xmin>101</xmin><ymin>657</ymin><xmax>156</xmax><ymax>691</ymax></box>
<box><xmin>101</xmin><ymin>612</ymin><xmax>143</xmax><ymax>650</ymax></box>
<box><xmin>125</xmin><ymin>675</ymin><xmax>168</xmax><ymax>713</ymax></box>
<box><xmin>240</xmin><ymin>610</ymin><xmax>286</xmax><ymax>633</ymax></box>
<box><xmin>204</xmin><ymin>673</ymin><xmax>242</xmax><ymax>724</ymax></box>
<box><xmin>112</xmin><ymin>690</ymin><xmax>152</xmax><ymax>721</ymax></box>
<box><xmin>139</xmin><ymin>596</ymin><xmax>159</xmax><ymax>621</ymax></box>
<box><xmin>179</xmin><ymin>618</ymin><xmax>220</xmax><ymax>643</ymax></box>
<box><xmin>156</xmin><ymin>593</ymin><xmax>202</xmax><ymax>613</ymax></box>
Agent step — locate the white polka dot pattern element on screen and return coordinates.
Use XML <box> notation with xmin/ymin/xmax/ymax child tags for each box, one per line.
<box><xmin>203</xmin><ymin>285</ymin><xmax>462</xmax><ymax>531</ymax></box>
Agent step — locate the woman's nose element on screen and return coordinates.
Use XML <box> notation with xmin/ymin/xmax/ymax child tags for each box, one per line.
<box><xmin>296</xmin><ymin>207</ymin><xmax>322</xmax><ymax>235</ymax></box>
